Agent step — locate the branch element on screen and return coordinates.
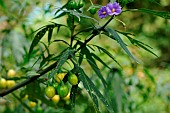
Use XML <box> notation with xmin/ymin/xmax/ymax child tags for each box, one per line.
<box><xmin>0</xmin><ymin>61</ymin><xmax>58</xmax><ymax>97</ymax></box>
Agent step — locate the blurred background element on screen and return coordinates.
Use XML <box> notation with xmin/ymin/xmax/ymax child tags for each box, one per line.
<box><xmin>0</xmin><ymin>0</ymin><xmax>170</xmax><ymax>113</ymax></box>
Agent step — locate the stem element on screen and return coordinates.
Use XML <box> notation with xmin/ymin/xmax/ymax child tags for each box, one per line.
<box><xmin>76</xmin><ymin>34</ymin><xmax>96</xmax><ymax>52</ymax></box>
<box><xmin>70</xmin><ymin>15</ymin><xmax>75</xmax><ymax>47</ymax></box>
<box><xmin>89</xmin><ymin>0</ymin><xmax>93</xmax><ymax>5</ymax></box>
<box><xmin>101</xmin><ymin>16</ymin><xmax>114</xmax><ymax>29</ymax></box>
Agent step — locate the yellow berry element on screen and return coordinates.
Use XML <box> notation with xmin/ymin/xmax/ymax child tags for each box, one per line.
<box><xmin>54</xmin><ymin>73</ymin><xmax>66</xmax><ymax>83</ymax></box>
<box><xmin>7</xmin><ymin>69</ymin><xmax>16</xmax><ymax>78</ymax></box>
<box><xmin>29</xmin><ymin>101</ymin><xmax>36</xmax><ymax>108</ymax></box>
<box><xmin>6</xmin><ymin>80</ymin><xmax>16</xmax><ymax>88</ymax></box>
<box><xmin>0</xmin><ymin>78</ymin><xmax>7</xmax><ymax>89</ymax></box>
<box><xmin>63</xmin><ymin>92</ymin><xmax>70</xmax><ymax>101</ymax></box>
<box><xmin>52</xmin><ymin>95</ymin><xmax>60</xmax><ymax>103</ymax></box>
<box><xmin>22</xmin><ymin>94</ymin><xmax>29</xmax><ymax>101</ymax></box>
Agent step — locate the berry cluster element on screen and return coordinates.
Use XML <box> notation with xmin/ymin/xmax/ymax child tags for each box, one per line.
<box><xmin>44</xmin><ymin>72</ymin><xmax>78</xmax><ymax>104</ymax></box>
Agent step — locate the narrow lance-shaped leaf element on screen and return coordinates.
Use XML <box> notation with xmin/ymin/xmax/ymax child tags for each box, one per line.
<box><xmin>70</xmin><ymin>85</ymin><xmax>78</xmax><ymax>108</ymax></box>
<box><xmin>77</xmin><ymin>66</ymin><xmax>100</xmax><ymax>112</ymax></box>
<box><xmin>57</xmin><ymin>9</ymin><xmax>99</xmax><ymax>23</ymax></box>
<box><xmin>53</xmin><ymin>39</ymin><xmax>70</xmax><ymax>46</ymax></box>
<box><xmin>49</xmin><ymin>48</ymin><xmax>72</xmax><ymax>79</ymax></box>
<box><xmin>84</xmin><ymin>47</ymin><xmax>108</xmax><ymax>87</ymax></box>
<box><xmin>28</xmin><ymin>23</ymin><xmax>65</xmax><ymax>58</ymax></box>
<box><xmin>78</xmin><ymin>49</ymin><xmax>84</xmax><ymax>65</ymax></box>
<box><xmin>134</xmin><ymin>40</ymin><xmax>158</xmax><ymax>57</ymax></box>
<box><xmin>144</xmin><ymin>68</ymin><xmax>155</xmax><ymax>83</ymax></box>
<box><xmin>48</xmin><ymin>27</ymin><xmax>53</xmax><ymax>45</ymax></box>
<box><xmin>148</xmin><ymin>0</ymin><xmax>161</xmax><ymax>5</ymax></box>
<box><xmin>78</xmin><ymin>66</ymin><xmax>114</xmax><ymax>113</ymax></box>
<box><xmin>113</xmin><ymin>74</ymin><xmax>123</xmax><ymax>113</ymax></box>
<box><xmin>29</xmin><ymin>27</ymin><xmax>48</xmax><ymax>57</ymax></box>
<box><xmin>106</xmin><ymin>27</ymin><xmax>139</xmax><ymax>63</ymax></box>
<box><xmin>39</xmin><ymin>41</ymin><xmax>50</xmax><ymax>56</ymax></box>
<box><xmin>136</xmin><ymin>8</ymin><xmax>170</xmax><ymax>19</ymax></box>
<box><xmin>116</xmin><ymin>30</ymin><xmax>158</xmax><ymax>57</ymax></box>
<box><xmin>53</xmin><ymin>11</ymin><xmax>67</xmax><ymax>19</ymax></box>
<box><xmin>0</xmin><ymin>0</ymin><xmax>6</xmax><ymax>10</ymax></box>
<box><xmin>92</xmin><ymin>44</ymin><xmax>121</xmax><ymax>67</ymax></box>
<box><xmin>91</xmin><ymin>53</ymin><xmax>112</xmax><ymax>70</ymax></box>
<box><xmin>71</xmin><ymin>10</ymin><xmax>98</xmax><ymax>23</ymax></box>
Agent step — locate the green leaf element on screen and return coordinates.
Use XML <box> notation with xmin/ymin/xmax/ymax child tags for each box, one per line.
<box><xmin>28</xmin><ymin>27</ymin><xmax>48</xmax><ymax>58</ymax></box>
<box><xmin>113</xmin><ymin>74</ymin><xmax>123</xmax><ymax>113</ymax></box>
<box><xmin>106</xmin><ymin>27</ymin><xmax>139</xmax><ymax>63</ymax></box>
<box><xmin>0</xmin><ymin>0</ymin><xmax>6</xmax><ymax>9</ymax></box>
<box><xmin>137</xmin><ymin>8</ymin><xmax>170</xmax><ymax>19</ymax></box>
<box><xmin>70</xmin><ymin>85</ymin><xmax>78</xmax><ymax>108</ymax></box>
<box><xmin>118</xmin><ymin>31</ymin><xmax>158</xmax><ymax>57</ymax></box>
<box><xmin>83</xmin><ymin>47</ymin><xmax>108</xmax><ymax>87</ymax></box>
<box><xmin>91</xmin><ymin>53</ymin><xmax>112</xmax><ymax>70</ymax></box>
<box><xmin>53</xmin><ymin>39</ymin><xmax>70</xmax><ymax>46</ymax></box>
<box><xmin>58</xmin><ymin>9</ymin><xmax>98</xmax><ymax>23</ymax></box>
<box><xmin>71</xmin><ymin>10</ymin><xmax>98</xmax><ymax>23</ymax></box>
<box><xmin>91</xmin><ymin>93</ymin><xmax>99</xmax><ymax>109</ymax></box>
<box><xmin>92</xmin><ymin>44</ymin><xmax>121</xmax><ymax>67</ymax></box>
<box><xmin>28</xmin><ymin>23</ymin><xmax>65</xmax><ymax>58</ymax></box>
<box><xmin>69</xmin><ymin>49</ymin><xmax>79</xmax><ymax>65</ymax></box>
<box><xmin>54</xmin><ymin>1</ymin><xmax>69</xmax><ymax>15</ymax></box>
<box><xmin>148</xmin><ymin>0</ymin><xmax>161</xmax><ymax>5</ymax></box>
<box><xmin>78</xmin><ymin>49</ymin><xmax>84</xmax><ymax>65</ymax></box>
<box><xmin>132</xmin><ymin>39</ymin><xmax>158</xmax><ymax>57</ymax></box>
<box><xmin>77</xmin><ymin>66</ymin><xmax>100</xmax><ymax>112</ymax></box>
<box><xmin>144</xmin><ymin>68</ymin><xmax>155</xmax><ymax>83</ymax></box>
<box><xmin>40</xmin><ymin>54</ymin><xmax>53</xmax><ymax>68</ymax></box>
<box><xmin>53</xmin><ymin>11</ymin><xmax>67</xmax><ymax>19</ymax></box>
<box><xmin>77</xmin><ymin>66</ymin><xmax>114</xmax><ymax>113</ymax></box>
<box><xmin>48</xmin><ymin>27</ymin><xmax>53</xmax><ymax>45</ymax></box>
<box><xmin>49</xmin><ymin>48</ymin><xmax>75</xmax><ymax>79</ymax></box>
<box><xmin>39</xmin><ymin>41</ymin><xmax>51</xmax><ymax>56</ymax></box>
<box><xmin>67</xmin><ymin>15</ymin><xmax>74</xmax><ymax>29</ymax></box>
<box><xmin>26</xmin><ymin>71</ymin><xmax>40</xmax><ymax>77</ymax></box>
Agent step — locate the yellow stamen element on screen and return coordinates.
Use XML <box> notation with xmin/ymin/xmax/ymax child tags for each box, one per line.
<box><xmin>112</xmin><ymin>8</ymin><xmax>115</xmax><ymax>12</ymax></box>
<box><xmin>102</xmin><ymin>12</ymin><xmax>106</xmax><ymax>14</ymax></box>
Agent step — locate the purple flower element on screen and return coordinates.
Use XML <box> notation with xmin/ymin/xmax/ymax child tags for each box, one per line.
<box><xmin>98</xmin><ymin>6</ymin><xmax>108</xmax><ymax>19</ymax></box>
<box><xmin>106</xmin><ymin>2</ymin><xmax>122</xmax><ymax>16</ymax></box>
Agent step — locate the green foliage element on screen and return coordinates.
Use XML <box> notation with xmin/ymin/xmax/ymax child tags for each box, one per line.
<box><xmin>106</xmin><ymin>27</ymin><xmax>139</xmax><ymax>62</ymax></box>
<box><xmin>77</xmin><ymin>66</ymin><xmax>114</xmax><ymax>113</ymax></box>
<box><xmin>0</xmin><ymin>0</ymin><xmax>170</xmax><ymax>113</ymax></box>
<box><xmin>136</xmin><ymin>8</ymin><xmax>170</xmax><ymax>19</ymax></box>
<box><xmin>28</xmin><ymin>23</ymin><xmax>65</xmax><ymax>57</ymax></box>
